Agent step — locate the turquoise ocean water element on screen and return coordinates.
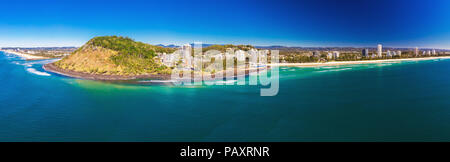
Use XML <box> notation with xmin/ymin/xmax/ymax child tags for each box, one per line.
<box><xmin>1</xmin><ymin>51</ymin><xmax>450</xmax><ymax>141</ymax></box>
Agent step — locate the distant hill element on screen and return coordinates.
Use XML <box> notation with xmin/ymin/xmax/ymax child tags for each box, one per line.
<box><xmin>156</xmin><ymin>43</ymin><xmax>217</xmax><ymax>48</ymax></box>
<box><xmin>202</xmin><ymin>44</ymin><xmax>254</xmax><ymax>52</ymax></box>
<box><xmin>53</xmin><ymin>36</ymin><xmax>176</xmax><ymax>76</ymax></box>
<box><xmin>156</xmin><ymin>44</ymin><xmax>180</xmax><ymax>48</ymax></box>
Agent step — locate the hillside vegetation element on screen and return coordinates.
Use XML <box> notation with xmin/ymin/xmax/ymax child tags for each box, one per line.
<box><xmin>54</xmin><ymin>36</ymin><xmax>176</xmax><ymax>75</ymax></box>
<box><xmin>202</xmin><ymin>44</ymin><xmax>254</xmax><ymax>52</ymax></box>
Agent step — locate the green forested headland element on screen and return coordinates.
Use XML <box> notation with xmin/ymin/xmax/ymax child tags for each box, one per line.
<box><xmin>55</xmin><ymin>36</ymin><xmax>176</xmax><ymax>75</ymax></box>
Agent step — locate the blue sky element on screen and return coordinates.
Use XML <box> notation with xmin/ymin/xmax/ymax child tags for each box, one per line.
<box><xmin>1</xmin><ymin>0</ymin><xmax>450</xmax><ymax>48</ymax></box>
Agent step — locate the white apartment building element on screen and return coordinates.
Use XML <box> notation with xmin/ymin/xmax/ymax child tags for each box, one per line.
<box><xmin>377</xmin><ymin>44</ymin><xmax>382</xmax><ymax>57</ymax></box>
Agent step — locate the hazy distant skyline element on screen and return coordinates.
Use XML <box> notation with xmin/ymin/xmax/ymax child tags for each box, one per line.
<box><xmin>1</xmin><ymin>0</ymin><xmax>450</xmax><ymax>48</ymax></box>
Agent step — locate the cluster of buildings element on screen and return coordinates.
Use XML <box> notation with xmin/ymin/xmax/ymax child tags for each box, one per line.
<box><xmin>361</xmin><ymin>44</ymin><xmax>399</xmax><ymax>58</ymax></box>
<box><xmin>312</xmin><ymin>51</ymin><xmax>340</xmax><ymax>59</ymax></box>
<box><xmin>362</xmin><ymin>44</ymin><xmax>439</xmax><ymax>58</ymax></box>
<box><xmin>418</xmin><ymin>49</ymin><xmax>437</xmax><ymax>56</ymax></box>
<box><xmin>326</xmin><ymin>51</ymin><xmax>340</xmax><ymax>59</ymax></box>
<box><xmin>386</xmin><ymin>50</ymin><xmax>402</xmax><ymax>57</ymax></box>
<box><xmin>0</xmin><ymin>47</ymin><xmax>74</xmax><ymax>58</ymax></box>
<box><xmin>157</xmin><ymin>43</ymin><xmax>448</xmax><ymax>66</ymax></box>
<box><xmin>158</xmin><ymin>44</ymin><xmax>271</xmax><ymax>69</ymax></box>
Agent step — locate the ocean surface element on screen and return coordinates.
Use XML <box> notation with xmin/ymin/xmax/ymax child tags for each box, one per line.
<box><xmin>1</xmin><ymin>51</ymin><xmax>450</xmax><ymax>142</ymax></box>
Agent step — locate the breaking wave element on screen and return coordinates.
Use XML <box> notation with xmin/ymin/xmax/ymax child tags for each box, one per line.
<box><xmin>26</xmin><ymin>68</ymin><xmax>51</xmax><ymax>76</ymax></box>
<box><xmin>215</xmin><ymin>80</ymin><xmax>237</xmax><ymax>84</ymax></box>
<box><xmin>316</xmin><ymin>68</ymin><xmax>353</xmax><ymax>73</ymax></box>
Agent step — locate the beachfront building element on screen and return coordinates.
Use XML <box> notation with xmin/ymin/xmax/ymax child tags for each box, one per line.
<box><xmin>377</xmin><ymin>44</ymin><xmax>382</xmax><ymax>57</ymax></box>
<box><xmin>259</xmin><ymin>49</ymin><xmax>269</xmax><ymax>60</ymax></box>
<box><xmin>203</xmin><ymin>49</ymin><xmax>223</xmax><ymax>62</ymax></box>
<box><xmin>214</xmin><ymin>53</ymin><xmax>223</xmax><ymax>60</ymax></box>
<box><xmin>432</xmin><ymin>49</ymin><xmax>436</xmax><ymax>56</ymax></box>
<box><xmin>415</xmin><ymin>47</ymin><xmax>419</xmax><ymax>56</ymax></box>
<box><xmin>235</xmin><ymin>50</ymin><xmax>246</xmax><ymax>61</ymax></box>
<box><xmin>313</xmin><ymin>51</ymin><xmax>321</xmax><ymax>58</ymax></box>
<box><xmin>26</xmin><ymin>51</ymin><xmax>36</xmax><ymax>54</ymax></box>
<box><xmin>248</xmin><ymin>48</ymin><xmax>258</xmax><ymax>62</ymax></box>
<box><xmin>327</xmin><ymin>52</ymin><xmax>333</xmax><ymax>60</ymax></box>
<box><xmin>161</xmin><ymin>53</ymin><xmax>177</xmax><ymax>67</ymax></box>
<box><xmin>249</xmin><ymin>48</ymin><xmax>258</xmax><ymax>54</ymax></box>
<box><xmin>248</xmin><ymin>48</ymin><xmax>258</xmax><ymax>59</ymax></box>
<box><xmin>224</xmin><ymin>50</ymin><xmax>235</xmax><ymax>59</ymax></box>
<box><xmin>182</xmin><ymin>44</ymin><xmax>192</xmax><ymax>67</ymax></box>
<box><xmin>397</xmin><ymin>51</ymin><xmax>402</xmax><ymax>57</ymax></box>
<box><xmin>386</xmin><ymin>50</ymin><xmax>392</xmax><ymax>57</ymax></box>
<box><xmin>362</xmin><ymin>49</ymin><xmax>369</xmax><ymax>57</ymax></box>
<box><xmin>332</xmin><ymin>51</ymin><xmax>340</xmax><ymax>59</ymax></box>
<box><xmin>371</xmin><ymin>53</ymin><xmax>377</xmax><ymax>58</ymax></box>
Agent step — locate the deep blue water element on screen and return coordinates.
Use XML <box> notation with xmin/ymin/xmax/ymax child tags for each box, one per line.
<box><xmin>1</xmin><ymin>51</ymin><xmax>450</xmax><ymax>141</ymax></box>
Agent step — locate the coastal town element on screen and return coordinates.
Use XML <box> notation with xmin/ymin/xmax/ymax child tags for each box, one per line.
<box><xmin>157</xmin><ymin>44</ymin><xmax>272</xmax><ymax>70</ymax></box>
<box><xmin>0</xmin><ymin>47</ymin><xmax>76</xmax><ymax>60</ymax></box>
<box><xmin>155</xmin><ymin>43</ymin><xmax>450</xmax><ymax>69</ymax></box>
<box><xmin>2</xmin><ymin>42</ymin><xmax>450</xmax><ymax>68</ymax></box>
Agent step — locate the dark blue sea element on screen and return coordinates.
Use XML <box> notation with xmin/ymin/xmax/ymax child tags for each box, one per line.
<box><xmin>1</xmin><ymin>51</ymin><xmax>450</xmax><ymax>141</ymax></box>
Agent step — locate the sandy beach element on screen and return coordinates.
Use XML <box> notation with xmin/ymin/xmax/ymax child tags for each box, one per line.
<box><xmin>43</xmin><ymin>62</ymin><xmax>267</xmax><ymax>81</ymax></box>
<box><xmin>0</xmin><ymin>50</ymin><xmax>49</xmax><ymax>60</ymax></box>
<box><xmin>269</xmin><ymin>56</ymin><xmax>450</xmax><ymax>67</ymax></box>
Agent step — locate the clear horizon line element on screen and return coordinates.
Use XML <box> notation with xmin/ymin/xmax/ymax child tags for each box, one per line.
<box><xmin>2</xmin><ymin>45</ymin><xmax>450</xmax><ymax>50</ymax></box>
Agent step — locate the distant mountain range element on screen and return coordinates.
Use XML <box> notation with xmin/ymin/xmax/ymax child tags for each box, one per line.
<box><xmin>3</xmin><ymin>45</ymin><xmax>449</xmax><ymax>52</ymax></box>
<box><xmin>155</xmin><ymin>44</ymin><xmax>217</xmax><ymax>48</ymax></box>
<box><xmin>1</xmin><ymin>47</ymin><xmax>78</xmax><ymax>50</ymax></box>
<box><xmin>154</xmin><ymin>44</ymin><xmax>450</xmax><ymax>51</ymax></box>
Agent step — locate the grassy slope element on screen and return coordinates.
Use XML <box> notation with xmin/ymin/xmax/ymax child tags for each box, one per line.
<box><xmin>55</xmin><ymin>36</ymin><xmax>175</xmax><ymax>76</ymax></box>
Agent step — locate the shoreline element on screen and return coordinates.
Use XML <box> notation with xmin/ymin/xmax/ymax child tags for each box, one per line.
<box><xmin>43</xmin><ymin>55</ymin><xmax>450</xmax><ymax>81</ymax></box>
<box><xmin>0</xmin><ymin>50</ymin><xmax>50</xmax><ymax>60</ymax></box>
<box><xmin>43</xmin><ymin>63</ymin><xmax>172</xmax><ymax>81</ymax></box>
<box><xmin>43</xmin><ymin>62</ymin><xmax>266</xmax><ymax>81</ymax></box>
<box><xmin>269</xmin><ymin>56</ymin><xmax>450</xmax><ymax>67</ymax></box>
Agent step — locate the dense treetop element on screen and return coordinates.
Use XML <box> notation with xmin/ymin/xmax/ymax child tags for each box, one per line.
<box><xmin>55</xmin><ymin>36</ymin><xmax>175</xmax><ymax>75</ymax></box>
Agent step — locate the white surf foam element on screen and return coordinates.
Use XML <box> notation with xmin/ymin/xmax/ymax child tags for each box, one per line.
<box><xmin>216</xmin><ymin>80</ymin><xmax>237</xmax><ymax>84</ymax></box>
<box><xmin>317</xmin><ymin>68</ymin><xmax>352</xmax><ymax>73</ymax></box>
<box><xmin>138</xmin><ymin>80</ymin><xmax>176</xmax><ymax>83</ymax></box>
<box><xmin>23</xmin><ymin>63</ymin><xmax>32</xmax><ymax>67</ymax></box>
<box><xmin>320</xmin><ymin>66</ymin><xmax>337</xmax><ymax>69</ymax></box>
<box><xmin>12</xmin><ymin>61</ymin><xmax>33</xmax><ymax>67</ymax></box>
<box><xmin>26</xmin><ymin>68</ymin><xmax>51</xmax><ymax>76</ymax></box>
<box><xmin>29</xmin><ymin>59</ymin><xmax>60</xmax><ymax>65</ymax></box>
